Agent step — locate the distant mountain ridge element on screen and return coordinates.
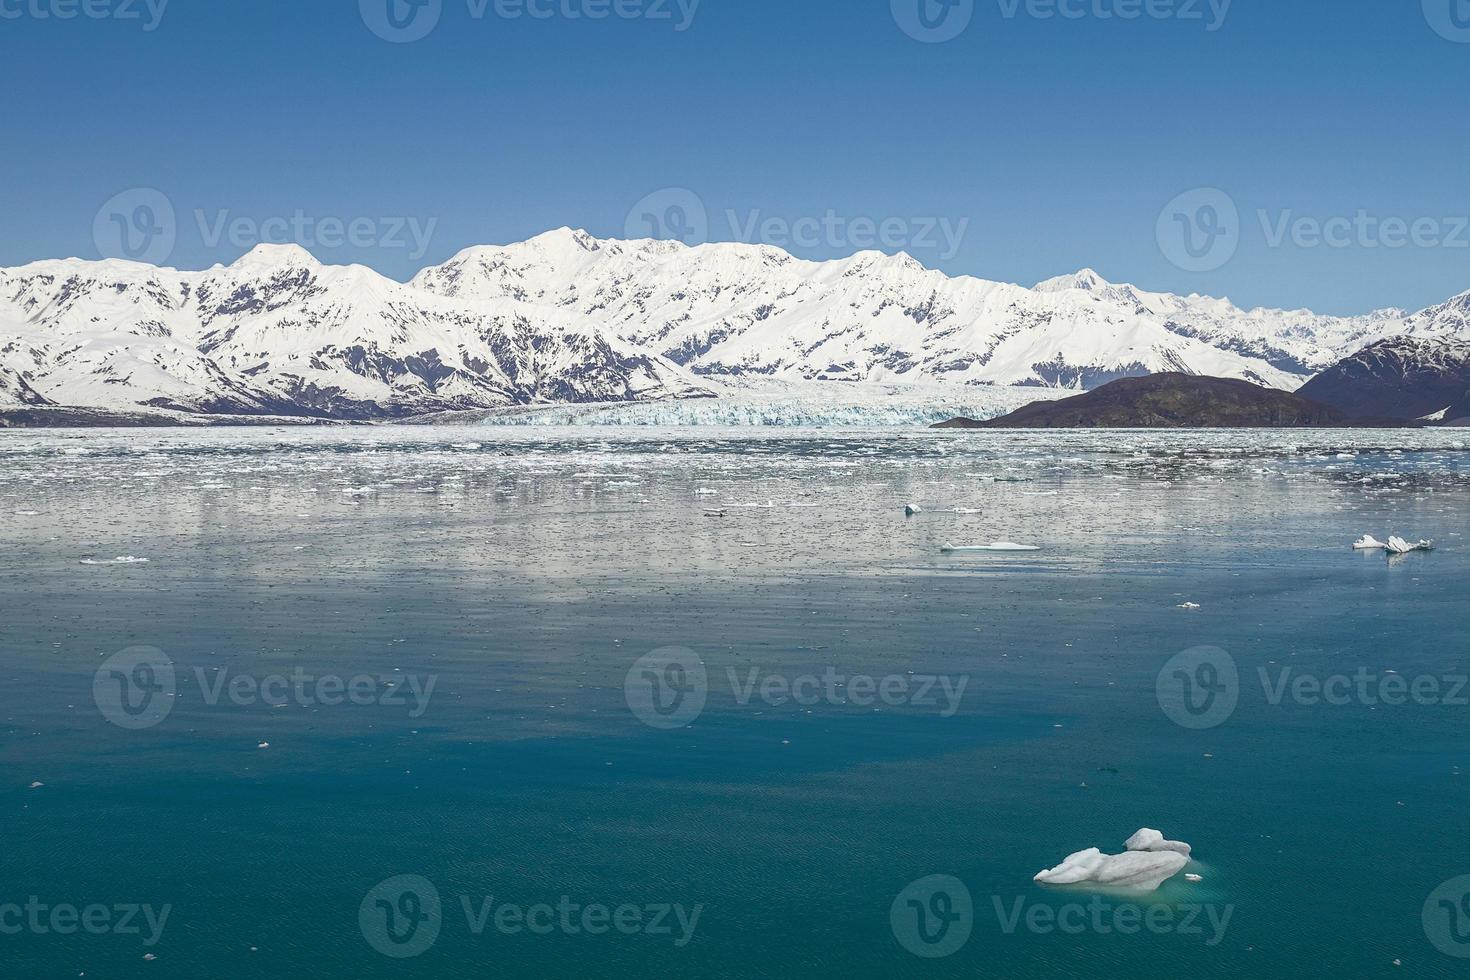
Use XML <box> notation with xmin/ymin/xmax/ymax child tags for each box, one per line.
<box><xmin>1298</xmin><ymin>336</ymin><xmax>1470</xmax><ymax>424</ymax></box>
<box><xmin>1</xmin><ymin>228</ymin><xmax>1467</xmax><ymax>420</ymax></box>
<box><xmin>936</xmin><ymin>374</ymin><xmax>1381</xmax><ymax>429</ymax></box>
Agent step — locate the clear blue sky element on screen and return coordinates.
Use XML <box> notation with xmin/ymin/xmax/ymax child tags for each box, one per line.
<box><xmin>1</xmin><ymin>0</ymin><xmax>1467</xmax><ymax>314</ymax></box>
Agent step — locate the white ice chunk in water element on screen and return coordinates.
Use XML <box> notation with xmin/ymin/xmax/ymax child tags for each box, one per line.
<box><xmin>1354</xmin><ymin>535</ymin><xmax>1387</xmax><ymax>551</ymax></box>
<box><xmin>1035</xmin><ymin>829</ymin><xmax>1193</xmax><ymax>892</ymax></box>
<box><xmin>1033</xmin><ymin>848</ymin><xmax>1188</xmax><ymax>891</ymax></box>
<box><xmin>941</xmin><ymin>542</ymin><xmax>1040</xmax><ymax>553</ymax></box>
<box><xmin>1125</xmin><ymin>828</ymin><xmax>1192</xmax><ymax>856</ymax></box>
<box><xmin>1387</xmin><ymin>536</ymin><xmax>1434</xmax><ymax>555</ymax></box>
<box><xmin>905</xmin><ymin>504</ymin><xmax>922</xmax><ymax>517</ymax></box>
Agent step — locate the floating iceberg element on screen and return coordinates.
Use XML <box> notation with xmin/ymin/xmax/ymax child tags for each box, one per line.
<box><xmin>1125</xmin><ymin>828</ymin><xmax>1191</xmax><ymax>856</ymax></box>
<box><xmin>1353</xmin><ymin>535</ymin><xmax>1387</xmax><ymax>551</ymax></box>
<box><xmin>941</xmin><ymin>542</ymin><xmax>1040</xmax><ymax>553</ymax></box>
<box><xmin>1386</xmin><ymin>536</ymin><xmax>1434</xmax><ymax>555</ymax></box>
<box><xmin>1034</xmin><ymin>829</ymin><xmax>1193</xmax><ymax>892</ymax></box>
<box><xmin>80</xmin><ymin>556</ymin><xmax>150</xmax><ymax>565</ymax></box>
<box><xmin>905</xmin><ymin>504</ymin><xmax>922</xmax><ymax>517</ymax></box>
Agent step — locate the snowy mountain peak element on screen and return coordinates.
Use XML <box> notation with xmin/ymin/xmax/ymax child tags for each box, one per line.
<box><xmin>2</xmin><ymin>228</ymin><xmax>1467</xmax><ymax>420</ymax></box>
<box><xmin>229</xmin><ymin>243</ymin><xmax>321</xmax><ymax>272</ymax></box>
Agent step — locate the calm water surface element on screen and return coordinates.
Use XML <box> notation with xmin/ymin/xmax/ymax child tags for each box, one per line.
<box><xmin>2</xmin><ymin>427</ymin><xmax>1468</xmax><ymax>978</ymax></box>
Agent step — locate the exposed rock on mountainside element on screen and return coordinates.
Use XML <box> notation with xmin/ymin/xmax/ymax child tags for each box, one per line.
<box><xmin>1296</xmin><ymin>336</ymin><xmax>1470</xmax><ymax>424</ymax></box>
<box><xmin>934</xmin><ymin>374</ymin><xmax>1398</xmax><ymax>429</ymax></box>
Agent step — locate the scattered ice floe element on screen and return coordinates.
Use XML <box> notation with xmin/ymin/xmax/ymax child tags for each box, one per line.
<box><xmin>79</xmin><ymin>556</ymin><xmax>150</xmax><ymax>565</ymax></box>
<box><xmin>905</xmin><ymin>504</ymin><xmax>922</xmax><ymax>517</ymax></box>
<box><xmin>941</xmin><ymin>542</ymin><xmax>1040</xmax><ymax>553</ymax></box>
<box><xmin>1354</xmin><ymin>534</ymin><xmax>1434</xmax><ymax>554</ymax></box>
<box><xmin>1034</xmin><ymin>829</ymin><xmax>1193</xmax><ymax>892</ymax></box>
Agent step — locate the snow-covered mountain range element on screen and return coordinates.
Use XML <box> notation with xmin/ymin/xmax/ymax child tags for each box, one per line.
<box><xmin>2</xmin><ymin>228</ymin><xmax>1467</xmax><ymax>421</ymax></box>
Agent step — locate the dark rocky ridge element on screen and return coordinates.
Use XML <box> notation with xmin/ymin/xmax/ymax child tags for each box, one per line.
<box><xmin>1296</xmin><ymin>336</ymin><xmax>1470</xmax><ymax>423</ymax></box>
<box><xmin>935</xmin><ymin>373</ymin><xmax>1413</xmax><ymax>429</ymax></box>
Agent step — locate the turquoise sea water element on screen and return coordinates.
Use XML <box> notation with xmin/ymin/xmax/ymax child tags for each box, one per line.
<box><xmin>2</xmin><ymin>427</ymin><xmax>1469</xmax><ymax>978</ymax></box>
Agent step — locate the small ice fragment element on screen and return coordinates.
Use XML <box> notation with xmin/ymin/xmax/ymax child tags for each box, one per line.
<box><xmin>1354</xmin><ymin>535</ymin><xmax>1387</xmax><ymax>551</ymax></box>
<box><xmin>80</xmin><ymin>556</ymin><xmax>150</xmax><ymax>565</ymax></box>
<box><xmin>1186</xmin><ymin>874</ymin><xmax>1203</xmax><ymax>883</ymax></box>
<box><xmin>1178</xmin><ymin>602</ymin><xmax>1201</xmax><ymax>610</ymax></box>
<box><xmin>905</xmin><ymin>504</ymin><xmax>922</xmax><ymax>517</ymax></box>
<box><xmin>257</xmin><ymin>742</ymin><xmax>270</xmax><ymax>750</ymax></box>
<box><xmin>28</xmin><ymin>781</ymin><xmax>43</xmax><ymax>789</ymax></box>
<box><xmin>941</xmin><ymin>542</ymin><xmax>1040</xmax><ymax>553</ymax></box>
<box><xmin>1387</xmin><ymin>536</ymin><xmax>1434</xmax><ymax>555</ymax></box>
